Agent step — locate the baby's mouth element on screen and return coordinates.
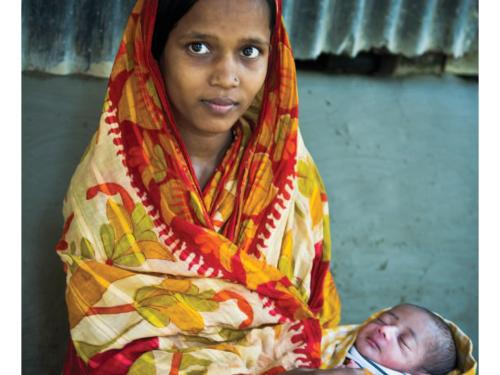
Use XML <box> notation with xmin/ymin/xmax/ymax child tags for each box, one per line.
<box><xmin>366</xmin><ymin>336</ymin><xmax>381</xmax><ymax>351</ymax></box>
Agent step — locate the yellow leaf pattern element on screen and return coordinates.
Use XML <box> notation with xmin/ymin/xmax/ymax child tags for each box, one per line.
<box><xmin>56</xmin><ymin>1</ymin><xmax>354</xmax><ymax>373</ymax></box>
<box><xmin>53</xmin><ymin>0</ymin><xmax>477</xmax><ymax>367</ymax></box>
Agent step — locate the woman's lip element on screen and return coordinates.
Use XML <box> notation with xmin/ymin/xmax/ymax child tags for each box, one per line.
<box><xmin>201</xmin><ymin>99</ymin><xmax>238</xmax><ymax>115</ymax></box>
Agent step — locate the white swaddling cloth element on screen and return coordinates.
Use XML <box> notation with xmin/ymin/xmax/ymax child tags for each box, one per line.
<box><xmin>345</xmin><ymin>346</ymin><xmax>409</xmax><ymax>375</ymax></box>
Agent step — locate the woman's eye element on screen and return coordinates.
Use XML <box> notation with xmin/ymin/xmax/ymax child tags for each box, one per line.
<box><xmin>187</xmin><ymin>42</ymin><xmax>210</xmax><ymax>55</ymax></box>
<box><xmin>241</xmin><ymin>46</ymin><xmax>260</xmax><ymax>59</ymax></box>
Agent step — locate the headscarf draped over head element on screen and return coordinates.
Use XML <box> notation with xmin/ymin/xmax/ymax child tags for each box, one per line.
<box><xmin>56</xmin><ymin>0</ymin><xmax>341</xmax><ymax>373</ymax></box>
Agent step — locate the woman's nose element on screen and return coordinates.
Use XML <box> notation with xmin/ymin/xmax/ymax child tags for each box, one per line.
<box><xmin>209</xmin><ymin>55</ymin><xmax>240</xmax><ymax>89</ymax></box>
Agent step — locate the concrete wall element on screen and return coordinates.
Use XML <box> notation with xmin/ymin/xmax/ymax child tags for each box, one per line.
<box><xmin>22</xmin><ymin>72</ymin><xmax>477</xmax><ymax>374</ymax></box>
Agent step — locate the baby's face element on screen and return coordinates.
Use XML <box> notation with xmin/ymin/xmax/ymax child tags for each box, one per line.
<box><xmin>355</xmin><ymin>305</ymin><xmax>435</xmax><ymax>374</ymax></box>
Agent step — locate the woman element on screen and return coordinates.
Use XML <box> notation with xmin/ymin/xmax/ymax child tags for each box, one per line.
<box><xmin>56</xmin><ymin>0</ymin><xmax>342</xmax><ymax>373</ymax></box>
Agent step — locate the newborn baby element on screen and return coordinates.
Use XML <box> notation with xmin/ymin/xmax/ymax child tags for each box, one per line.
<box><xmin>309</xmin><ymin>303</ymin><xmax>459</xmax><ymax>375</ymax></box>
<box><xmin>344</xmin><ymin>304</ymin><xmax>456</xmax><ymax>374</ymax></box>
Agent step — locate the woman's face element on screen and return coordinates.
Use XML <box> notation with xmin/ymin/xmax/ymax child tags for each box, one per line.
<box><xmin>160</xmin><ymin>0</ymin><xmax>272</xmax><ymax>137</ymax></box>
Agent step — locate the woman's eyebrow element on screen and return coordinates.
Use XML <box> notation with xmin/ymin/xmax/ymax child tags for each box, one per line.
<box><xmin>179</xmin><ymin>32</ymin><xmax>269</xmax><ymax>46</ymax></box>
<box><xmin>180</xmin><ymin>31</ymin><xmax>215</xmax><ymax>40</ymax></box>
<box><xmin>239</xmin><ymin>37</ymin><xmax>270</xmax><ymax>46</ymax></box>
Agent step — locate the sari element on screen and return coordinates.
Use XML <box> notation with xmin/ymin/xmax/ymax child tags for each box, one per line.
<box><xmin>321</xmin><ymin>309</ymin><xmax>477</xmax><ymax>375</ymax></box>
<box><xmin>56</xmin><ymin>0</ymin><xmax>341</xmax><ymax>373</ymax></box>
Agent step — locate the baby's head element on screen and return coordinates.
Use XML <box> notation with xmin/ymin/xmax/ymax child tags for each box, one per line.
<box><xmin>355</xmin><ymin>304</ymin><xmax>457</xmax><ymax>375</ymax></box>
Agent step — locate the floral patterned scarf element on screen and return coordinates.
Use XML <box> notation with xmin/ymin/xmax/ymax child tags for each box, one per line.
<box><xmin>56</xmin><ymin>0</ymin><xmax>341</xmax><ymax>373</ymax></box>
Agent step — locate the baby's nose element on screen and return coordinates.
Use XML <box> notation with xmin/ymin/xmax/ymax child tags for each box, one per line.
<box><xmin>378</xmin><ymin>324</ymin><xmax>398</xmax><ymax>339</ymax></box>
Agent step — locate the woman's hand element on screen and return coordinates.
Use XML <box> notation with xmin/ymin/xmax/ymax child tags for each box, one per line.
<box><xmin>282</xmin><ymin>369</ymin><xmax>366</xmax><ymax>374</ymax></box>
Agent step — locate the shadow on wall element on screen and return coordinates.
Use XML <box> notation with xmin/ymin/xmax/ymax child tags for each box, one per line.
<box><xmin>22</xmin><ymin>73</ymin><xmax>108</xmax><ymax>374</ymax></box>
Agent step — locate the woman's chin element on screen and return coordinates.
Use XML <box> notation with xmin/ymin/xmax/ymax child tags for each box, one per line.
<box><xmin>192</xmin><ymin>118</ymin><xmax>240</xmax><ymax>136</ymax></box>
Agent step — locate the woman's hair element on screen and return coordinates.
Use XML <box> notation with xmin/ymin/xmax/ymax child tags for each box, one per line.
<box><xmin>152</xmin><ymin>0</ymin><xmax>277</xmax><ymax>61</ymax></box>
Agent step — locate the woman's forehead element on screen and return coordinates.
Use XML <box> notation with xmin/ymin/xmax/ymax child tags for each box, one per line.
<box><xmin>172</xmin><ymin>0</ymin><xmax>271</xmax><ymax>36</ymax></box>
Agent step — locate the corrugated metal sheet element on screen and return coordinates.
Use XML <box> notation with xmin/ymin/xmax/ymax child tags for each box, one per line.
<box><xmin>22</xmin><ymin>0</ymin><xmax>478</xmax><ymax>77</ymax></box>
<box><xmin>285</xmin><ymin>0</ymin><xmax>478</xmax><ymax>58</ymax></box>
<box><xmin>22</xmin><ymin>0</ymin><xmax>135</xmax><ymax>77</ymax></box>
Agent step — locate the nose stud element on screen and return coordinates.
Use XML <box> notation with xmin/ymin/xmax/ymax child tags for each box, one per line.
<box><xmin>209</xmin><ymin>65</ymin><xmax>240</xmax><ymax>88</ymax></box>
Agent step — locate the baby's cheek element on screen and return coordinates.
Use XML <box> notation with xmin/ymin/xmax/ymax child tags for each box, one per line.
<box><xmin>377</xmin><ymin>355</ymin><xmax>406</xmax><ymax>371</ymax></box>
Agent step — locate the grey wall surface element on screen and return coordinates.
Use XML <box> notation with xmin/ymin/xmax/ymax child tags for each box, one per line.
<box><xmin>22</xmin><ymin>72</ymin><xmax>477</xmax><ymax>374</ymax></box>
<box><xmin>22</xmin><ymin>0</ymin><xmax>478</xmax><ymax>77</ymax></box>
<box><xmin>22</xmin><ymin>74</ymin><xmax>106</xmax><ymax>374</ymax></box>
<box><xmin>296</xmin><ymin>72</ymin><xmax>478</xmax><ymax>334</ymax></box>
